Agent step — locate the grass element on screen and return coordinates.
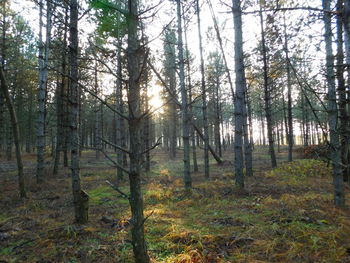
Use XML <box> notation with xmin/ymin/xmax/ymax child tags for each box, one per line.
<box><xmin>0</xmin><ymin>149</ymin><xmax>349</xmax><ymax>262</ymax></box>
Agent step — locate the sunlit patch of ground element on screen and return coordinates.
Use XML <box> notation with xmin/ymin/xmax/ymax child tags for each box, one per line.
<box><xmin>0</xmin><ymin>148</ymin><xmax>349</xmax><ymax>262</ymax></box>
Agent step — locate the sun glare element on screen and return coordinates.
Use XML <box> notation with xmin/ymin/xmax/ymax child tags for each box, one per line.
<box><xmin>148</xmin><ymin>84</ymin><xmax>164</xmax><ymax>114</ymax></box>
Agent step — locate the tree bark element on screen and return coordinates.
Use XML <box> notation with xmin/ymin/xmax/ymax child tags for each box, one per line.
<box><xmin>177</xmin><ymin>0</ymin><xmax>192</xmax><ymax>190</ymax></box>
<box><xmin>336</xmin><ymin>0</ymin><xmax>349</xmax><ymax>182</ymax></box>
<box><xmin>196</xmin><ymin>0</ymin><xmax>210</xmax><ymax>179</ymax></box>
<box><xmin>233</xmin><ymin>0</ymin><xmax>247</xmax><ymax>188</ymax></box>
<box><xmin>116</xmin><ymin>39</ymin><xmax>124</xmax><ymax>182</ymax></box>
<box><xmin>126</xmin><ymin>0</ymin><xmax>150</xmax><ymax>261</ymax></box>
<box><xmin>53</xmin><ymin>6</ymin><xmax>68</xmax><ymax>175</ymax></box>
<box><xmin>283</xmin><ymin>14</ymin><xmax>293</xmax><ymax>161</ymax></box>
<box><xmin>0</xmin><ymin>68</ymin><xmax>26</xmax><ymax>198</ymax></box>
<box><xmin>322</xmin><ymin>0</ymin><xmax>345</xmax><ymax>206</ymax></box>
<box><xmin>183</xmin><ymin>23</ymin><xmax>198</xmax><ymax>172</ymax></box>
<box><xmin>69</xmin><ymin>0</ymin><xmax>89</xmax><ymax>223</ymax></box>
<box><xmin>36</xmin><ymin>0</ymin><xmax>51</xmax><ymax>183</ymax></box>
<box><xmin>259</xmin><ymin>2</ymin><xmax>277</xmax><ymax>168</ymax></box>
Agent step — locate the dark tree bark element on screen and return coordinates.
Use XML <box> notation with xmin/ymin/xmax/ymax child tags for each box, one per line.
<box><xmin>232</xmin><ymin>0</ymin><xmax>248</xmax><ymax>188</ymax></box>
<box><xmin>283</xmin><ymin>14</ymin><xmax>293</xmax><ymax>161</ymax></box>
<box><xmin>53</xmin><ymin>5</ymin><xmax>68</xmax><ymax>175</ymax></box>
<box><xmin>126</xmin><ymin>0</ymin><xmax>150</xmax><ymax>261</ymax></box>
<box><xmin>183</xmin><ymin>23</ymin><xmax>198</xmax><ymax>172</ymax></box>
<box><xmin>0</xmin><ymin>68</ymin><xmax>26</xmax><ymax>198</ymax></box>
<box><xmin>177</xmin><ymin>0</ymin><xmax>192</xmax><ymax>190</ymax></box>
<box><xmin>69</xmin><ymin>0</ymin><xmax>89</xmax><ymax>223</ymax></box>
<box><xmin>323</xmin><ymin>0</ymin><xmax>345</xmax><ymax>206</ymax></box>
<box><xmin>259</xmin><ymin>2</ymin><xmax>277</xmax><ymax>168</ymax></box>
<box><xmin>336</xmin><ymin>0</ymin><xmax>349</xmax><ymax>182</ymax></box>
<box><xmin>36</xmin><ymin>0</ymin><xmax>52</xmax><ymax>183</ymax></box>
<box><xmin>196</xmin><ymin>0</ymin><xmax>210</xmax><ymax>179</ymax></box>
<box><xmin>116</xmin><ymin>39</ymin><xmax>124</xmax><ymax>182</ymax></box>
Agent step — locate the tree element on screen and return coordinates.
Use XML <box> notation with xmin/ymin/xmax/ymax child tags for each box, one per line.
<box><xmin>163</xmin><ymin>27</ymin><xmax>177</xmax><ymax>159</ymax></box>
<box><xmin>259</xmin><ymin>1</ymin><xmax>277</xmax><ymax>168</ymax></box>
<box><xmin>283</xmin><ymin>14</ymin><xmax>294</xmax><ymax>162</ymax></box>
<box><xmin>0</xmin><ymin>68</ymin><xmax>26</xmax><ymax>198</ymax></box>
<box><xmin>196</xmin><ymin>0</ymin><xmax>209</xmax><ymax>179</ymax></box>
<box><xmin>232</xmin><ymin>0</ymin><xmax>248</xmax><ymax>188</ymax></box>
<box><xmin>124</xmin><ymin>0</ymin><xmax>151</xmax><ymax>260</ymax></box>
<box><xmin>69</xmin><ymin>0</ymin><xmax>89</xmax><ymax>223</ymax></box>
<box><xmin>177</xmin><ymin>0</ymin><xmax>192</xmax><ymax>190</ymax></box>
<box><xmin>322</xmin><ymin>0</ymin><xmax>345</xmax><ymax>206</ymax></box>
<box><xmin>36</xmin><ymin>0</ymin><xmax>52</xmax><ymax>183</ymax></box>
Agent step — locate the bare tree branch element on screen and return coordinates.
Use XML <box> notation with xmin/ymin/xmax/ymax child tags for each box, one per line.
<box><xmin>141</xmin><ymin>137</ymin><xmax>162</xmax><ymax>155</ymax></box>
<box><xmin>99</xmin><ymin>137</ymin><xmax>131</xmax><ymax>154</ymax></box>
<box><xmin>106</xmin><ymin>180</ymin><xmax>130</xmax><ymax>199</ymax></box>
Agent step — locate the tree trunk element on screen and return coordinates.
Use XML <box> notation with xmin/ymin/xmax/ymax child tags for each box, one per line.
<box><xmin>322</xmin><ymin>0</ymin><xmax>345</xmax><ymax>206</ymax></box>
<box><xmin>94</xmin><ymin>61</ymin><xmax>101</xmax><ymax>159</ymax></box>
<box><xmin>116</xmin><ymin>39</ymin><xmax>124</xmax><ymax>182</ymax></box>
<box><xmin>233</xmin><ymin>0</ymin><xmax>248</xmax><ymax>188</ymax></box>
<box><xmin>259</xmin><ymin>3</ymin><xmax>277</xmax><ymax>168</ymax></box>
<box><xmin>0</xmin><ymin>68</ymin><xmax>26</xmax><ymax>198</ymax></box>
<box><xmin>344</xmin><ymin>0</ymin><xmax>350</xmax><ymax>184</ymax></box>
<box><xmin>183</xmin><ymin>21</ymin><xmax>198</xmax><ymax>172</ymax></box>
<box><xmin>126</xmin><ymin>0</ymin><xmax>150</xmax><ymax>262</ymax></box>
<box><xmin>196</xmin><ymin>0</ymin><xmax>209</xmax><ymax>179</ymax></box>
<box><xmin>177</xmin><ymin>0</ymin><xmax>192</xmax><ymax>190</ymax></box>
<box><xmin>283</xmin><ymin>14</ymin><xmax>293</xmax><ymax>161</ymax></box>
<box><xmin>336</xmin><ymin>0</ymin><xmax>349</xmax><ymax>182</ymax></box>
<box><xmin>214</xmin><ymin>75</ymin><xmax>222</xmax><ymax>157</ymax></box>
<box><xmin>53</xmin><ymin>8</ymin><xmax>68</xmax><ymax>174</ymax></box>
<box><xmin>69</xmin><ymin>0</ymin><xmax>89</xmax><ymax>223</ymax></box>
<box><xmin>36</xmin><ymin>0</ymin><xmax>51</xmax><ymax>183</ymax></box>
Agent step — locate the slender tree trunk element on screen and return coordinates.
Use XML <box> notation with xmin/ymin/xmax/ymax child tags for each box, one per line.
<box><xmin>177</xmin><ymin>0</ymin><xmax>192</xmax><ymax>190</ymax></box>
<box><xmin>232</xmin><ymin>0</ymin><xmax>247</xmax><ymax>188</ymax></box>
<box><xmin>36</xmin><ymin>0</ymin><xmax>51</xmax><ymax>183</ymax></box>
<box><xmin>0</xmin><ymin>93</ymin><xmax>3</xmax><ymax>156</ymax></box>
<box><xmin>94</xmin><ymin>62</ymin><xmax>101</xmax><ymax>159</ymax></box>
<box><xmin>69</xmin><ymin>0</ymin><xmax>89</xmax><ymax>223</ymax></box>
<box><xmin>336</xmin><ymin>0</ymin><xmax>349</xmax><ymax>182</ymax></box>
<box><xmin>323</xmin><ymin>0</ymin><xmax>345</xmax><ymax>206</ymax></box>
<box><xmin>116</xmin><ymin>40</ymin><xmax>124</xmax><ymax>182</ymax></box>
<box><xmin>214</xmin><ymin>75</ymin><xmax>222</xmax><ymax>157</ymax></box>
<box><xmin>6</xmin><ymin>119</ymin><xmax>12</xmax><ymax>160</ymax></box>
<box><xmin>143</xmin><ymin>72</ymin><xmax>150</xmax><ymax>172</ymax></box>
<box><xmin>261</xmin><ymin>111</ymin><xmax>266</xmax><ymax>146</ymax></box>
<box><xmin>182</xmin><ymin>15</ymin><xmax>198</xmax><ymax>172</ymax></box>
<box><xmin>259</xmin><ymin>3</ymin><xmax>277</xmax><ymax>168</ymax></box>
<box><xmin>283</xmin><ymin>15</ymin><xmax>293</xmax><ymax>161</ymax></box>
<box><xmin>125</xmin><ymin>1</ymin><xmax>150</xmax><ymax>261</ymax></box>
<box><xmin>344</xmin><ymin>0</ymin><xmax>350</xmax><ymax>183</ymax></box>
<box><xmin>246</xmin><ymin>88</ymin><xmax>254</xmax><ymax>149</ymax></box>
<box><xmin>243</xmin><ymin>92</ymin><xmax>253</xmax><ymax>177</ymax></box>
<box><xmin>53</xmin><ymin>9</ymin><xmax>68</xmax><ymax>174</ymax></box>
<box><xmin>26</xmin><ymin>89</ymin><xmax>33</xmax><ymax>153</ymax></box>
<box><xmin>0</xmin><ymin>68</ymin><xmax>26</xmax><ymax>198</ymax></box>
<box><xmin>196</xmin><ymin>0</ymin><xmax>209</xmax><ymax>179</ymax></box>
<box><xmin>0</xmin><ymin>0</ymin><xmax>6</xmax><ymax>157</ymax></box>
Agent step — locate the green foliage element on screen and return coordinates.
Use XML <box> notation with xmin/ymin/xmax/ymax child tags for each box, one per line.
<box><xmin>89</xmin><ymin>0</ymin><xmax>127</xmax><ymax>39</ymax></box>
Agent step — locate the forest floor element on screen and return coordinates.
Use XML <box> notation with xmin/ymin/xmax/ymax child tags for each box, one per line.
<box><xmin>0</xmin><ymin>146</ymin><xmax>350</xmax><ymax>263</ymax></box>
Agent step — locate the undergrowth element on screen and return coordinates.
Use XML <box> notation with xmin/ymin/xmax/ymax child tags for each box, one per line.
<box><xmin>0</xmin><ymin>155</ymin><xmax>349</xmax><ymax>263</ymax></box>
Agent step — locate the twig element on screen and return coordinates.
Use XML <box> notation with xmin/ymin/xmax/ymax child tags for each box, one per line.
<box><xmin>99</xmin><ymin>137</ymin><xmax>131</xmax><ymax>154</ymax></box>
<box><xmin>141</xmin><ymin>137</ymin><xmax>162</xmax><ymax>155</ymax></box>
<box><xmin>101</xmin><ymin>151</ymin><xmax>130</xmax><ymax>175</ymax></box>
